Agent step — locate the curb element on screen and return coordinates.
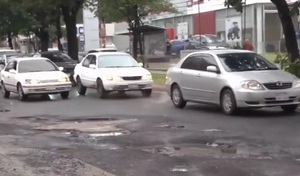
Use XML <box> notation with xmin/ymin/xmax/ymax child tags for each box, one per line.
<box><xmin>152</xmin><ymin>84</ymin><xmax>166</xmax><ymax>92</ymax></box>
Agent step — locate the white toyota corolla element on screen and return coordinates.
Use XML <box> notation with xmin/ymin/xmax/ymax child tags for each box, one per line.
<box><xmin>73</xmin><ymin>52</ymin><xmax>153</xmax><ymax>98</ymax></box>
<box><xmin>0</xmin><ymin>57</ymin><xmax>72</xmax><ymax>101</ymax></box>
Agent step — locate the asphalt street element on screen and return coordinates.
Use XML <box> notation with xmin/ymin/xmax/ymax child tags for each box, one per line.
<box><xmin>0</xmin><ymin>88</ymin><xmax>300</xmax><ymax>176</ymax></box>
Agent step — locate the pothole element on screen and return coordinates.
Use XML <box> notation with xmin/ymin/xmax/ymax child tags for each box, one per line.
<box><xmin>61</xmin><ymin>117</ymin><xmax>118</xmax><ymax>122</ymax></box>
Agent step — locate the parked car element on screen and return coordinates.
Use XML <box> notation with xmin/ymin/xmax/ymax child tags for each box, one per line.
<box><xmin>0</xmin><ymin>53</ymin><xmax>28</xmax><ymax>70</ymax></box>
<box><xmin>166</xmin><ymin>49</ymin><xmax>300</xmax><ymax>115</ymax></box>
<box><xmin>33</xmin><ymin>51</ymin><xmax>77</xmax><ymax>85</ymax></box>
<box><xmin>0</xmin><ymin>49</ymin><xmax>19</xmax><ymax>56</ymax></box>
<box><xmin>73</xmin><ymin>52</ymin><xmax>153</xmax><ymax>98</ymax></box>
<box><xmin>192</xmin><ymin>34</ymin><xmax>230</xmax><ymax>49</ymax></box>
<box><xmin>0</xmin><ymin>57</ymin><xmax>72</xmax><ymax>101</ymax></box>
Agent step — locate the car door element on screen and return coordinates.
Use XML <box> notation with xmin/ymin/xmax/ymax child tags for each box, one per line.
<box><xmin>195</xmin><ymin>54</ymin><xmax>222</xmax><ymax>103</ymax></box>
<box><xmin>84</xmin><ymin>55</ymin><xmax>97</xmax><ymax>87</ymax></box>
<box><xmin>2</xmin><ymin>61</ymin><xmax>16</xmax><ymax>91</ymax></box>
<box><xmin>179</xmin><ymin>55</ymin><xmax>203</xmax><ymax>101</ymax></box>
<box><xmin>79</xmin><ymin>55</ymin><xmax>92</xmax><ymax>85</ymax></box>
<box><xmin>8</xmin><ymin>61</ymin><xmax>18</xmax><ymax>92</ymax></box>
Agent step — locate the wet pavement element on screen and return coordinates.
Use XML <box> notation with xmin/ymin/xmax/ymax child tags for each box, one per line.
<box><xmin>0</xmin><ymin>88</ymin><xmax>300</xmax><ymax>175</ymax></box>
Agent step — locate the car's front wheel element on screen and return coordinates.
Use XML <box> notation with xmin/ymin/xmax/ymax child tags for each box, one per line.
<box><xmin>76</xmin><ymin>77</ymin><xmax>86</xmax><ymax>95</ymax></box>
<box><xmin>1</xmin><ymin>81</ymin><xmax>10</xmax><ymax>98</ymax></box>
<box><xmin>17</xmin><ymin>83</ymin><xmax>27</xmax><ymax>101</ymax></box>
<box><xmin>96</xmin><ymin>78</ymin><xmax>108</xmax><ymax>98</ymax></box>
<box><xmin>141</xmin><ymin>89</ymin><xmax>152</xmax><ymax>97</ymax></box>
<box><xmin>171</xmin><ymin>84</ymin><xmax>186</xmax><ymax>108</ymax></box>
<box><xmin>60</xmin><ymin>91</ymin><xmax>69</xmax><ymax>99</ymax></box>
<box><xmin>281</xmin><ymin>104</ymin><xmax>298</xmax><ymax>113</ymax></box>
<box><xmin>220</xmin><ymin>89</ymin><xmax>238</xmax><ymax>115</ymax></box>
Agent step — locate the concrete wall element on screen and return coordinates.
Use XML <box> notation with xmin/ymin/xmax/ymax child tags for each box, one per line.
<box><xmin>113</xmin><ymin>22</ymin><xmax>130</xmax><ymax>52</ymax></box>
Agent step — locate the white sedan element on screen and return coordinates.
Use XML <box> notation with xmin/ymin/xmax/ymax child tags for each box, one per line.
<box><xmin>73</xmin><ymin>52</ymin><xmax>153</xmax><ymax>98</ymax></box>
<box><xmin>0</xmin><ymin>57</ymin><xmax>72</xmax><ymax>101</ymax></box>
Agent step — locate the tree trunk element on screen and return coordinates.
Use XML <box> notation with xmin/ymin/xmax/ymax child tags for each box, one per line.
<box><xmin>7</xmin><ymin>31</ymin><xmax>13</xmax><ymax>49</ymax></box>
<box><xmin>61</xmin><ymin>7</ymin><xmax>78</xmax><ymax>61</ymax></box>
<box><xmin>55</xmin><ymin>12</ymin><xmax>63</xmax><ymax>51</ymax></box>
<box><xmin>271</xmin><ymin>0</ymin><xmax>299</xmax><ymax>62</ymax></box>
<box><xmin>132</xmin><ymin>5</ymin><xmax>139</xmax><ymax>59</ymax></box>
<box><xmin>40</xmin><ymin>29</ymin><xmax>49</xmax><ymax>52</ymax></box>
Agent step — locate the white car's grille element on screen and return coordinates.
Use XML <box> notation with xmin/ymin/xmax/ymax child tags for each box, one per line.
<box><xmin>40</xmin><ymin>79</ymin><xmax>58</xmax><ymax>83</ymax></box>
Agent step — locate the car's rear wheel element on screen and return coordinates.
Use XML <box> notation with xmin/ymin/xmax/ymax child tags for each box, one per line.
<box><xmin>220</xmin><ymin>89</ymin><xmax>238</xmax><ymax>115</ymax></box>
<box><xmin>1</xmin><ymin>81</ymin><xmax>10</xmax><ymax>99</ymax></box>
<box><xmin>96</xmin><ymin>78</ymin><xmax>108</xmax><ymax>98</ymax></box>
<box><xmin>60</xmin><ymin>91</ymin><xmax>69</xmax><ymax>99</ymax></box>
<box><xmin>17</xmin><ymin>83</ymin><xmax>27</xmax><ymax>101</ymax></box>
<box><xmin>171</xmin><ymin>84</ymin><xmax>186</xmax><ymax>108</ymax></box>
<box><xmin>76</xmin><ymin>77</ymin><xmax>86</xmax><ymax>95</ymax></box>
<box><xmin>281</xmin><ymin>105</ymin><xmax>298</xmax><ymax>113</ymax></box>
<box><xmin>141</xmin><ymin>89</ymin><xmax>152</xmax><ymax>97</ymax></box>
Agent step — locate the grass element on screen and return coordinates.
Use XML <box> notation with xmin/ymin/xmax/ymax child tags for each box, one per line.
<box><xmin>264</xmin><ymin>53</ymin><xmax>278</xmax><ymax>62</ymax></box>
<box><xmin>152</xmin><ymin>73</ymin><xmax>166</xmax><ymax>85</ymax></box>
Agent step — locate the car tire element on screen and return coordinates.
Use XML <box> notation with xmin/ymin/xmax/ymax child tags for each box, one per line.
<box><xmin>76</xmin><ymin>77</ymin><xmax>86</xmax><ymax>95</ymax></box>
<box><xmin>141</xmin><ymin>89</ymin><xmax>152</xmax><ymax>97</ymax></box>
<box><xmin>1</xmin><ymin>81</ymin><xmax>10</xmax><ymax>99</ymax></box>
<box><xmin>60</xmin><ymin>91</ymin><xmax>69</xmax><ymax>99</ymax></box>
<box><xmin>220</xmin><ymin>89</ymin><xmax>238</xmax><ymax>115</ymax></box>
<box><xmin>171</xmin><ymin>84</ymin><xmax>186</xmax><ymax>108</ymax></box>
<box><xmin>281</xmin><ymin>105</ymin><xmax>298</xmax><ymax>113</ymax></box>
<box><xmin>96</xmin><ymin>78</ymin><xmax>108</xmax><ymax>98</ymax></box>
<box><xmin>17</xmin><ymin>83</ymin><xmax>27</xmax><ymax>101</ymax></box>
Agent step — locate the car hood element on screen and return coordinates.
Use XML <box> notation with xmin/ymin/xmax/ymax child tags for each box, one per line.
<box><xmin>18</xmin><ymin>71</ymin><xmax>67</xmax><ymax>80</ymax></box>
<box><xmin>228</xmin><ymin>70</ymin><xmax>296</xmax><ymax>83</ymax></box>
<box><xmin>99</xmin><ymin>67</ymin><xmax>150</xmax><ymax>76</ymax></box>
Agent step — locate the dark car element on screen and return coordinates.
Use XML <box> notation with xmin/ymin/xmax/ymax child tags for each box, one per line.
<box><xmin>36</xmin><ymin>51</ymin><xmax>77</xmax><ymax>85</ymax></box>
<box><xmin>192</xmin><ymin>34</ymin><xmax>230</xmax><ymax>49</ymax></box>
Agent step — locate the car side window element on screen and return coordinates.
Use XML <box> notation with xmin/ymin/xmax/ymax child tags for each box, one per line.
<box><xmin>82</xmin><ymin>55</ymin><xmax>91</xmax><ymax>67</ymax></box>
<box><xmin>89</xmin><ymin>55</ymin><xmax>96</xmax><ymax>65</ymax></box>
<box><xmin>181</xmin><ymin>56</ymin><xmax>202</xmax><ymax>71</ymax></box>
<box><xmin>4</xmin><ymin>61</ymin><xmax>14</xmax><ymax>72</ymax></box>
<box><xmin>199</xmin><ymin>54</ymin><xmax>218</xmax><ymax>71</ymax></box>
<box><xmin>12</xmin><ymin>61</ymin><xmax>17</xmax><ymax>70</ymax></box>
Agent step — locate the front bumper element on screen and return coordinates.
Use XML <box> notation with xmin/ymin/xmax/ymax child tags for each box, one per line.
<box><xmin>103</xmin><ymin>80</ymin><xmax>152</xmax><ymax>91</ymax></box>
<box><xmin>234</xmin><ymin>88</ymin><xmax>300</xmax><ymax>108</ymax></box>
<box><xmin>22</xmin><ymin>83</ymin><xmax>72</xmax><ymax>94</ymax></box>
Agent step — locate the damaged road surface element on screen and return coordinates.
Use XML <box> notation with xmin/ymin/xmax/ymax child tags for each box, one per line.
<box><xmin>1</xmin><ymin>90</ymin><xmax>300</xmax><ymax>176</ymax></box>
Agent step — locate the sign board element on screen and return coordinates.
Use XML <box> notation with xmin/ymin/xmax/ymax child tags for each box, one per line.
<box><xmin>83</xmin><ymin>8</ymin><xmax>99</xmax><ymax>51</ymax></box>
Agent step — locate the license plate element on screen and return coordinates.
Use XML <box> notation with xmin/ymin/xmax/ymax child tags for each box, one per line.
<box><xmin>276</xmin><ymin>94</ymin><xmax>289</xmax><ymax>101</ymax></box>
<box><xmin>128</xmin><ymin>84</ymin><xmax>138</xmax><ymax>89</ymax></box>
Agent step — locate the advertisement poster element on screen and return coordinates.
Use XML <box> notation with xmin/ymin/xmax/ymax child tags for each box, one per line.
<box><xmin>225</xmin><ymin>16</ymin><xmax>242</xmax><ymax>44</ymax></box>
<box><xmin>144</xmin><ymin>32</ymin><xmax>166</xmax><ymax>59</ymax></box>
<box><xmin>177</xmin><ymin>22</ymin><xmax>188</xmax><ymax>40</ymax></box>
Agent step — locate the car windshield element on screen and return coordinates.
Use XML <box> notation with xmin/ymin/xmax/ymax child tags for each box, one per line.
<box><xmin>18</xmin><ymin>59</ymin><xmax>59</xmax><ymax>73</ymax></box>
<box><xmin>43</xmin><ymin>52</ymin><xmax>73</xmax><ymax>62</ymax></box>
<box><xmin>205</xmin><ymin>35</ymin><xmax>221</xmax><ymax>43</ymax></box>
<box><xmin>98</xmin><ymin>55</ymin><xmax>139</xmax><ymax>68</ymax></box>
<box><xmin>218</xmin><ymin>53</ymin><xmax>278</xmax><ymax>72</ymax></box>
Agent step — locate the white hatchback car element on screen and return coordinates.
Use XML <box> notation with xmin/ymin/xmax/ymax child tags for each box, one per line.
<box><xmin>73</xmin><ymin>52</ymin><xmax>153</xmax><ymax>98</ymax></box>
<box><xmin>0</xmin><ymin>57</ymin><xmax>72</xmax><ymax>101</ymax></box>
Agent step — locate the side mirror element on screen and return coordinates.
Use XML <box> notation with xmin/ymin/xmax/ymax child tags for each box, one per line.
<box><xmin>206</xmin><ymin>65</ymin><xmax>219</xmax><ymax>73</ymax></box>
<box><xmin>9</xmin><ymin>69</ymin><xmax>16</xmax><ymax>74</ymax></box>
<box><xmin>89</xmin><ymin>64</ymin><xmax>96</xmax><ymax>69</ymax></box>
<box><xmin>58</xmin><ymin>67</ymin><xmax>64</xmax><ymax>71</ymax></box>
<box><xmin>138</xmin><ymin>63</ymin><xmax>143</xmax><ymax>67</ymax></box>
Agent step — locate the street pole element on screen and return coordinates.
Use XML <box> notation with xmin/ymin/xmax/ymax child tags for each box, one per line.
<box><xmin>243</xmin><ymin>0</ymin><xmax>246</xmax><ymax>43</ymax></box>
<box><xmin>198</xmin><ymin>0</ymin><xmax>201</xmax><ymax>45</ymax></box>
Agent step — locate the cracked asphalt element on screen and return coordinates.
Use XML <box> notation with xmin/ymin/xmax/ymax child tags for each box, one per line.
<box><xmin>0</xmin><ymin>88</ymin><xmax>300</xmax><ymax>176</ymax></box>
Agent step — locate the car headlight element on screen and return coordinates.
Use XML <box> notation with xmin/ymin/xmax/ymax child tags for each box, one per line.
<box><xmin>294</xmin><ymin>79</ymin><xmax>300</xmax><ymax>88</ymax></box>
<box><xmin>25</xmin><ymin>79</ymin><xmax>40</xmax><ymax>84</ymax></box>
<box><xmin>240</xmin><ymin>80</ymin><xmax>264</xmax><ymax>90</ymax></box>
<box><xmin>58</xmin><ymin>76</ymin><xmax>70</xmax><ymax>82</ymax></box>
<box><xmin>142</xmin><ymin>74</ymin><xmax>152</xmax><ymax>80</ymax></box>
<box><xmin>106</xmin><ymin>75</ymin><xmax>122</xmax><ymax>81</ymax></box>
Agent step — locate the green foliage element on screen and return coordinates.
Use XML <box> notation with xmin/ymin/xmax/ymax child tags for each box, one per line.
<box><xmin>274</xmin><ymin>53</ymin><xmax>300</xmax><ymax>77</ymax></box>
<box><xmin>224</xmin><ymin>0</ymin><xmax>244</xmax><ymax>12</ymax></box>
<box><xmin>97</xmin><ymin>0</ymin><xmax>178</xmax><ymax>23</ymax></box>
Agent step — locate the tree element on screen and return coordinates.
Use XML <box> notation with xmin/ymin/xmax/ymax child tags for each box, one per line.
<box><xmin>225</xmin><ymin>0</ymin><xmax>299</xmax><ymax>62</ymax></box>
<box><xmin>97</xmin><ymin>0</ymin><xmax>177</xmax><ymax>59</ymax></box>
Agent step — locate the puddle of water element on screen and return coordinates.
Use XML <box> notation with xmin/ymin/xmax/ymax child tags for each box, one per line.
<box><xmin>61</xmin><ymin>117</ymin><xmax>118</xmax><ymax>122</ymax></box>
<box><xmin>155</xmin><ymin>124</ymin><xmax>185</xmax><ymax>129</ymax></box>
<box><xmin>296</xmin><ymin>159</ymin><xmax>300</xmax><ymax>162</ymax></box>
<box><xmin>202</xmin><ymin>129</ymin><xmax>221</xmax><ymax>132</ymax></box>
<box><xmin>171</xmin><ymin>165</ymin><xmax>198</xmax><ymax>172</ymax></box>
<box><xmin>171</xmin><ymin>168</ymin><xmax>188</xmax><ymax>172</ymax></box>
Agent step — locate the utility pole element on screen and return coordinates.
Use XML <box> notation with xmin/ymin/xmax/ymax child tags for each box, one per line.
<box><xmin>198</xmin><ymin>0</ymin><xmax>201</xmax><ymax>45</ymax></box>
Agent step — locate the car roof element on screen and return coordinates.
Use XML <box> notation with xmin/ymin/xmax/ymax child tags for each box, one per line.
<box><xmin>189</xmin><ymin>49</ymin><xmax>254</xmax><ymax>55</ymax></box>
<box><xmin>90</xmin><ymin>52</ymin><xmax>130</xmax><ymax>56</ymax></box>
<box><xmin>14</xmin><ymin>57</ymin><xmax>48</xmax><ymax>61</ymax></box>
